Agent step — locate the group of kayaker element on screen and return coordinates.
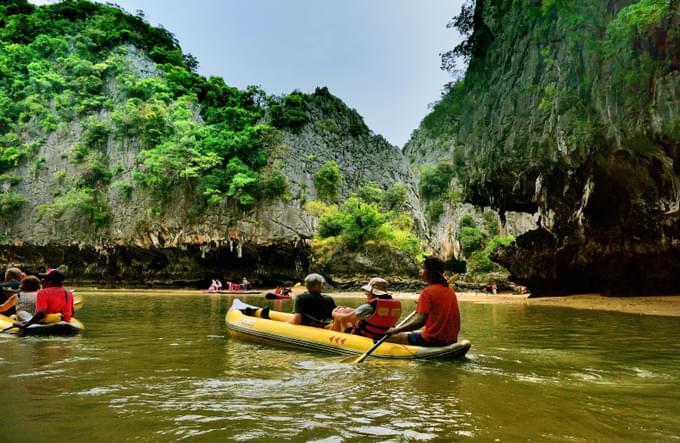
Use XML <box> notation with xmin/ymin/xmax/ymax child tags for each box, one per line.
<box><xmin>0</xmin><ymin>266</ymin><xmax>74</xmax><ymax>330</ymax></box>
<box><xmin>287</xmin><ymin>256</ymin><xmax>460</xmax><ymax>347</ymax></box>
<box><xmin>207</xmin><ymin>277</ymin><xmax>252</xmax><ymax>292</ymax></box>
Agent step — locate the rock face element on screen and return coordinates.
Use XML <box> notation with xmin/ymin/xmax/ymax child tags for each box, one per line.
<box><xmin>0</xmin><ymin>2</ymin><xmax>424</xmax><ymax>287</ymax></box>
<box><xmin>0</xmin><ymin>66</ymin><xmax>419</xmax><ymax>287</ymax></box>
<box><xmin>404</xmin><ymin>125</ymin><xmax>536</xmax><ymax>268</ymax></box>
<box><xmin>407</xmin><ymin>0</ymin><xmax>680</xmax><ymax>295</ymax></box>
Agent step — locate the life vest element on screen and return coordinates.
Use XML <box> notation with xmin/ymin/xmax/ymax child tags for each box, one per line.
<box><xmin>16</xmin><ymin>291</ymin><xmax>37</xmax><ymax>314</ymax></box>
<box><xmin>354</xmin><ymin>296</ymin><xmax>402</xmax><ymax>339</ymax></box>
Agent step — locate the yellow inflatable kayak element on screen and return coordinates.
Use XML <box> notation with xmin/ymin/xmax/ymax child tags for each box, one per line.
<box><xmin>0</xmin><ymin>314</ymin><xmax>84</xmax><ymax>336</ymax></box>
<box><xmin>226</xmin><ymin>299</ymin><xmax>471</xmax><ymax>360</ymax></box>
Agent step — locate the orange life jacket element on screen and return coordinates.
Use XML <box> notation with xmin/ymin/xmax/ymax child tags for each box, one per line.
<box><xmin>354</xmin><ymin>296</ymin><xmax>402</xmax><ymax>339</ymax></box>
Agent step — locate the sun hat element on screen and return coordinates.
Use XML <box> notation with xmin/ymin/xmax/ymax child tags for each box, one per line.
<box><xmin>361</xmin><ymin>277</ymin><xmax>389</xmax><ymax>296</ymax></box>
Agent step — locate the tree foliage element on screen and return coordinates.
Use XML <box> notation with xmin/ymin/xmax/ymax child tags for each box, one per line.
<box><xmin>312</xmin><ymin>196</ymin><xmax>422</xmax><ymax>256</ymax></box>
<box><xmin>0</xmin><ymin>0</ymin><xmax>298</xmax><ymax>218</ymax></box>
<box><xmin>269</xmin><ymin>92</ymin><xmax>310</xmax><ymax>131</ymax></box>
<box><xmin>314</xmin><ymin>160</ymin><xmax>342</xmax><ymax>202</ymax></box>
<box><xmin>440</xmin><ymin>0</ymin><xmax>493</xmax><ymax>75</ymax></box>
<box><xmin>467</xmin><ymin>235</ymin><xmax>515</xmax><ymax>275</ymax></box>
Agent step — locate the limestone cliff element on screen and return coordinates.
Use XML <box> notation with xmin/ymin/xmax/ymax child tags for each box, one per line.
<box><xmin>407</xmin><ymin>0</ymin><xmax>680</xmax><ymax>295</ymax></box>
<box><xmin>404</xmin><ymin>127</ymin><xmax>536</xmax><ymax>268</ymax></box>
<box><xmin>0</xmin><ymin>1</ymin><xmax>421</xmax><ymax>286</ymax></box>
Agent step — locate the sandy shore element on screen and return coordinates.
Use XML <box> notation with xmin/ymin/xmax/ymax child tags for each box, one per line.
<box><xmin>77</xmin><ymin>287</ymin><xmax>680</xmax><ymax>317</ymax></box>
<box><xmin>333</xmin><ymin>291</ymin><xmax>680</xmax><ymax>317</ymax></box>
<box><xmin>456</xmin><ymin>292</ymin><xmax>680</xmax><ymax>317</ymax></box>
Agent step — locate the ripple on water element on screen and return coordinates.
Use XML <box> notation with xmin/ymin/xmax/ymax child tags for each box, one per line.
<box><xmin>632</xmin><ymin>367</ymin><xmax>655</xmax><ymax>378</ymax></box>
<box><xmin>75</xmin><ymin>386</ymin><xmax>122</xmax><ymax>396</ymax></box>
<box><xmin>353</xmin><ymin>425</ymin><xmax>401</xmax><ymax>437</ymax></box>
<box><xmin>174</xmin><ymin>414</ymin><xmax>225</xmax><ymax>423</ymax></box>
<box><xmin>9</xmin><ymin>368</ymin><xmax>65</xmax><ymax>378</ymax></box>
<box><xmin>307</xmin><ymin>437</ymin><xmax>344</xmax><ymax>443</ymax></box>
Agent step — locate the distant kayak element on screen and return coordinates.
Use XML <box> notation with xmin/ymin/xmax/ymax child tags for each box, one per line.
<box><xmin>0</xmin><ymin>314</ymin><xmax>84</xmax><ymax>336</ymax></box>
<box><xmin>225</xmin><ymin>299</ymin><xmax>471</xmax><ymax>360</ymax></box>
<box><xmin>264</xmin><ymin>292</ymin><xmax>292</xmax><ymax>300</ymax></box>
<box><xmin>202</xmin><ymin>289</ymin><xmax>262</xmax><ymax>295</ymax></box>
<box><xmin>264</xmin><ymin>288</ymin><xmax>292</xmax><ymax>300</ymax></box>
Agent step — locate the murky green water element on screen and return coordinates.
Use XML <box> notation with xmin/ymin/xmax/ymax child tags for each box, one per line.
<box><xmin>1</xmin><ymin>290</ymin><xmax>679</xmax><ymax>442</ymax></box>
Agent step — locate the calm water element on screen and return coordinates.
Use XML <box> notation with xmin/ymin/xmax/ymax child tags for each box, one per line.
<box><xmin>1</xmin><ymin>290</ymin><xmax>679</xmax><ymax>442</ymax></box>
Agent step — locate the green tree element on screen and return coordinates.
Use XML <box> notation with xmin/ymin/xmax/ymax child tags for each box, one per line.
<box><xmin>383</xmin><ymin>182</ymin><xmax>409</xmax><ymax>212</ymax></box>
<box><xmin>314</xmin><ymin>160</ymin><xmax>342</xmax><ymax>202</ymax></box>
<box><xmin>459</xmin><ymin>226</ymin><xmax>484</xmax><ymax>256</ymax></box>
<box><xmin>419</xmin><ymin>162</ymin><xmax>454</xmax><ymax>200</ymax></box>
<box><xmin>357</xmin><ymin>181</ymin><xmax>384</xmax><ymax>205</ymax></box>
<box><xmin>467</xmin><ymin>235</ymin><xmax>515</xmax><ymax>275</ymax></box>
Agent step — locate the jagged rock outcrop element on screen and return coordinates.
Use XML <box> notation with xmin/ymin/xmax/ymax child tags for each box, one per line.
<box><xmin>408</xmin><ymin>0</ymin><xmax>680</xmax><ymax>295</ymax></box>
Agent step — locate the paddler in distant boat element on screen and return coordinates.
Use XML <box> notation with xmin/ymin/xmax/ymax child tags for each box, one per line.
<box><xmin>13</xmin><ymin>268</ymin><xmax>74</xmax><ymax>330</ymax></box>
<box><xmin>240</xmin><ymin>277</ymin><xmax>251</xmax><ymax>290</ymax></box>
<box><xmin>328</xmin><ymin>278</ymin><xmax>402</xmax><ymax>339</ymax></box>
<box><xmin>287</xmin><ymin>273</ymin><xmax>336</xmax><ymax>327</ymax></box>
<box><xmin>385</xmin><ymin>256</ymin><xmax>461</xmax><ymax>347</ymax></box>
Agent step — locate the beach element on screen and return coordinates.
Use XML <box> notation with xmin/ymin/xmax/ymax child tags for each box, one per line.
<box><xmin>457</xmin><ymin>292</ymin><xmax>680</xmax><ymax>317</ymax></box>
<box><xmin>331</xmin><ymin>290</ymin><xmax>680</xmax><ymax>317</ymax></box>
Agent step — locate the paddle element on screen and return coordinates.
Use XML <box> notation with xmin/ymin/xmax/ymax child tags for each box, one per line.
<box><xmin>1</xmin><ymin>324</ymin><xmax>17</xmax><ymax>333</ymax></box>
<box><xmin>341</xmin><ymin>310</ymin><xmax>417</xmax><ymax>364</ymax></box>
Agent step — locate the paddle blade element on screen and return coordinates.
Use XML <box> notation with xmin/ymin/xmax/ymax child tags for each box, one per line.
<box><xmin>340</xmin><ymin>354</ymin><xmax>363</xmax><ymax>364</ymax></box>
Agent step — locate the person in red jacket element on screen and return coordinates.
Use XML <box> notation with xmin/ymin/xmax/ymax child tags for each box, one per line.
<box><xmin>386</xmin><ymin>256</ymin><xmax>460</xmax><ymax>346</ymax></box>
<box><xmin>14</xmin><ymin>268</ymin><xmax>73</xmax><ymax>330</ymax></box>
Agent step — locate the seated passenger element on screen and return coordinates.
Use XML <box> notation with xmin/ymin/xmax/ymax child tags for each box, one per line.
<box><xmin>329</xmin><ymin>278</ymin><xmax>402</xmax><ymax>338</ymax></box>
<box><xmin>0</xmin><ymin>267</ymin><xmax>23</xmax><ymax>317</ymax></box>
<box><xmin>0</xmin><ymin>275</ymin><xmax>41</xmax><ymax>321</ymax></box>
<box><xmin>386</xmin><ymin>256</ymin><xmax>460</xmax><ymax>347</ymax></box>
<box><xmin>287</xmin><ymin>273</ymin><xmax>336</xmax><ymax>327</ymax></box>
<box><xmin>14</xmin><ymin>268</ymin><xmax>74</xmax><ymax>330</ymax></box>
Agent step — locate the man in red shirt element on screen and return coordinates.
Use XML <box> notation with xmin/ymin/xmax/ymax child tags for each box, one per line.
<box><xmin>14</xmin><ymin>268</ymin><xmax>73</xmax><ymax>329</ymax></box>
<box><xmin>386</xmin><ymin>256</ymin><xmax>460</xmax><ymax>346</ymax></box>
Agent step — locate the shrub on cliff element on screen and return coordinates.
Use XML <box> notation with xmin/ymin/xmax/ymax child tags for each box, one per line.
<box><xmin>467</xmin><ymin>235</ymin><xmax>515</xmax><ymax>275</ymax></box>
<box><xmin>0</xmin><ymin>191</ymin><xmax>25</xmax><ymax>215</ymax></box>
<box><xmin>310</xmin><ymin>197</ymin><xmax>423</xmax><ymax>263</ymax></box>
<box><xmin>357</xmin><ymin>181</ymin><xmax>384</xmax><ymax>205</ymax></box>
<box><xmin>459</xmin><ymin>226</ymin><xmax>485</xmax><ymax>256</ymax></box>
<box><xmin>419</xmin><ymin>162</ymin><xmax>455</xmax><ymax>224</ymax></box>
<box><xmin>383</xmin><ymin>182</ymin><xmax>409</xmax><ymax>212</ymax></box>
<box><xmin>269</xmin><ymin>92</ymin><xmax>310</xmax><ymax>131</ymax></box>
<box><xmin>314</xmin><ymin>160</ymin><xmax>342</xmax><ymax>203</ymax></box>
<box><xmin>421</xmin><ymin>81</ymin><xmax>466</xmax><ymax>137</ymax></box>
<box><xmin>419</xmin><ymin>162</ymin><xmax>454</xmax><ymax>199</ymax></box>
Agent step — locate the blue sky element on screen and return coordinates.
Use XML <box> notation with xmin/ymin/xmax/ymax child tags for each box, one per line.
<box><xmin>31</xmin><ymin>0</ymin><xmax>465</xmax><ymax>147</ymax></box>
